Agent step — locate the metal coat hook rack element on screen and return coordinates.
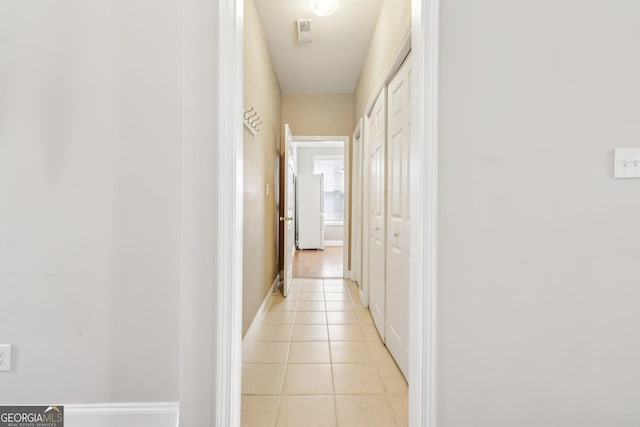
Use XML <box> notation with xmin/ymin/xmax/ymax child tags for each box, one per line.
<box><xmin>243</xmin><ymin>107</ymin><xmax>262</xmax><ymax>135</ymax></box>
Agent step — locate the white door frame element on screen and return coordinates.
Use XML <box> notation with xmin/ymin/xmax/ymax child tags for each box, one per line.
<box><xmin>361</xmin><ymin>114</ymin><xmax>370</xmax><ymax>308</ymax></box>
<box><xmin>343</xmin><ymin>136</ymin><xmax>351</xmax><ymax>279</ymax></box>
<box><xmin>351</xmin><ymin>119</ymin><xmax>364</xmax><ymax>287</ymax></box>
<box><xmin>409</xmin><ymin>0</ymin><xmax>440</xmax><ymax>425</ymax></box>
<box><xmin>213</xmin><ymin>0</ymin><xmax>243</xmax><ymax>424</ymax></box>
<box><xmin>201</xmin><ymin>0</ymin><xmax>440</xmax><ymax>426</ymax></box>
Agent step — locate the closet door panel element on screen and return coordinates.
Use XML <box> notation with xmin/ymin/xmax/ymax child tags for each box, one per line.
<box><xmin>385</xmin><ymin>54</ymin><xmax>412</xmax><ymax>378</ymax></box>
<box><xmin>367</xmin><ymin>89</ymin><xmax>387</xmax><ymax>339</ymax></box>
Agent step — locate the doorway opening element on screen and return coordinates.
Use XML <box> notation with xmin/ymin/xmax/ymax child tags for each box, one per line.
<box><xmin>203</xmin><ymin>0</ymin><xmax>440</xmax><ymax>425</ymax></box>
<box><xmin>292</xmin><ymin>137</ymin><xmax>349</xmax><ymax>279</ymax></box>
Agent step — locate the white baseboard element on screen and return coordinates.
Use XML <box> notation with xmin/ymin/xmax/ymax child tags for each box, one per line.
<box><xmin>242</xmin><ymin>274</ymin><xmax>280</xmax><ymax>356</ymax></box>
<box><xmin>324</xmin><ymin>240</ymin><xmax>343</xmax><ymax>246</ymax></box>
<box><xmin>359</xmin><ymin>286</ymin><xmax>369</xmax><ymax>308</ymax></box>
<box><xmin>64</xmin><ymin>402</ymin><xmax>178</xmax><ymax>427</ymax></box>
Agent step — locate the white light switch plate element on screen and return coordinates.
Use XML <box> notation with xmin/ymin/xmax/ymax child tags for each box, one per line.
<box><xmin>0</xmin><ymin>344</ymin><xmax>11</xmax><ymax>371</ymax></box>
<box><xmin>614</xmin><ymin>148</ymin><xmax>640</xmax><ymax>179</ymax></box>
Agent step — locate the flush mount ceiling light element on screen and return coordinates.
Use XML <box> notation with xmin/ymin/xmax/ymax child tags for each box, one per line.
<box><xmin>309</xmin><ymin>0</ymin><xmax>338</xmax><ymax>17</ymax></box>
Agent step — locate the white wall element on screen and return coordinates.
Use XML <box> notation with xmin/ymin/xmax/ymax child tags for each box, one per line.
<box><xmin>437</xmin><ymin>1</ymin><xmax>640</xmax><ymax>425</ymax></box>
<box><xmin>297</xmin><ymin>146</ymin><xmax>344</xmax><ymax>175</ymax></box>
<box><xmin>0</xmin><ymin>0</ymin><xmax>181</xmax><ymax>403</ymax></box>
<box><xmin>179</xmin><ymin>0</ymin><xmax>221</xmax><ymax>424</ymax></box>
<box><xmin>323</xmin><ymin>225</ymin><xmax>343</xmax><ymax>243</ymax></box>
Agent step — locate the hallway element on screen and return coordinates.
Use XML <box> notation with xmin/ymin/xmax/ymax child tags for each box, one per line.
<box><xmin>293</xmin><ymin>247</ymin><xmax>343</xmax><ymax>278</ymax></box>
<box><xmin>241</xmin><ymin>278</ymin><xmax>408</xmax><ymax>426</ymax></box>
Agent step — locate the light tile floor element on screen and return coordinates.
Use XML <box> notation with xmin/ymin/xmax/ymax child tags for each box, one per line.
<box><xmin>242</xmin><ymin>278</ymin><xmax>408</xmax><ymax>427</ymax></box>
<box><xmin>293</xmin><ymin>248</ymin><xmax>343</xmax><ymax>278</ymax></box>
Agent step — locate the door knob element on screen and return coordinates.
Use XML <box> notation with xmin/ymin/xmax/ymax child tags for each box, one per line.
<box><xmin>279</xmin><ymin>216</ymin><xmax>294</xmax><ymax>222</ymax></box>
<box><xmin>393</xmin><ymin>232</ymin><xmax>399</xmax><ymax>237</ymax></box>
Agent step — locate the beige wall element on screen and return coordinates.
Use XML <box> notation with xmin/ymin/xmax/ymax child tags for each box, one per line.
<box><xmin>437</xmin><ymin>1</ymin><xmax>640</xmax><ymax>425</ymax></box>
<box><xmin>243</xmin><ymin>0</ymin><xmax>282</xmax><ymax>336</ymax></box>
<box><xmin>353</xmin><ymin>0</ymin><xmax>411</xmax><ymax>122</ymax></box>
<box><xmin>282</xmin><ymin>94</ymin><xmax>354</xmax><ymax>137</ymax></box>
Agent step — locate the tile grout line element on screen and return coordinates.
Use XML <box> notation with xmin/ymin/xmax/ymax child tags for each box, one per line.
<box><xmin>324</xmin><ymin>278</ymin><xmax>339</xmax><ymax>427</ymax></box>
<box><xmin>274</xmin><ymin>279</ymin><xmax>297</xmax><ymax>427</ymax></box>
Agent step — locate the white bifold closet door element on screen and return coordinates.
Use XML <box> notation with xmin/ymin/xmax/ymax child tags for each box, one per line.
<box><xmin>385</xmin><ymin>54</ymin><xmax>411</xmax><ymax>378</ymax></box>
<box><xmin>367</xmin><ymin>88</ymin><xmax>387</xmax><ymax>339</ymax></box>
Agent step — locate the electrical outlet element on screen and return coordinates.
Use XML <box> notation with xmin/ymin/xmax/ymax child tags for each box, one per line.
<box><xmin>0</xmin><ymin>344</ymin><xmax>12</xmax><ymax>371</ymax></box>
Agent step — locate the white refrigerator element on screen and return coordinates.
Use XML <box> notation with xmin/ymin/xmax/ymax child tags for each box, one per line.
<box><xmin>296</xmin><ymin>174</ymin><xmax>325</xmax><ymax>249</ymax></box>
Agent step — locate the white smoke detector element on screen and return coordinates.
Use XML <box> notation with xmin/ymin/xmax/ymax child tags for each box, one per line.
<box><xmin>297</xmin><ymin>19</ymin><xmax>312</xmax><ymax>42</ymax></box>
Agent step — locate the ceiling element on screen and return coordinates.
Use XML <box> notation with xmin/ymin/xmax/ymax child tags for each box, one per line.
<box><xmin>253</xmin><ymin>0</ymin><xmax>384</xmax><ymax>94</ymax></box>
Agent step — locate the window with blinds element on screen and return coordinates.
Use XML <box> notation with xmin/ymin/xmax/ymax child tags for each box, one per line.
<box><xmin>313</xmin><ymin>155</ymin><xmax>344</xmax><ymax>224</ymax></box>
